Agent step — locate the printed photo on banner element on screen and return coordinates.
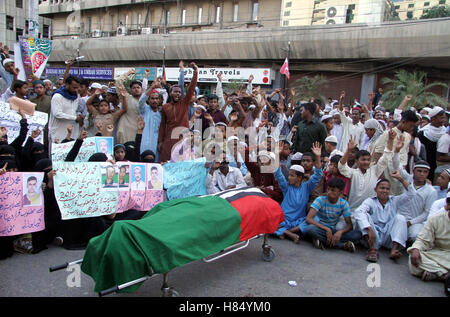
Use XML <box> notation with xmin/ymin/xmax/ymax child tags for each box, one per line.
<box><xmin>147</xmin><ymin>164</ymin><xmax>163</xmax><ymax>190</ymax></box>
<box><xmin>22</xmin><ymin>173</ymin><xmax>44</xmax><ymax>206</ymax></box>
<box><xmin>95</xmin><ymin>137</ymin><xmax>114</xmax><ymax>161</ymax></box>
<box><xmin>130</xmin><ymin>164</ymin><xmax>146</xmax><ymax>191</ymax></box>
<box><xmin>117</xmin><ymin>164</ymin><xmax>130</xmax><ymax>189</ymax></box>
<box><xmin>100</xmin><ymin>163</ymin><xmax>118</xmax><ymax>190</ymax></box>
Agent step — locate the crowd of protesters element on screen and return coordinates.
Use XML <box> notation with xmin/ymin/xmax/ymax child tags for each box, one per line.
<box><xmin>0</xmin><ymin>46</ymin><xmax>449</xmax><ymax>290</ymax></box>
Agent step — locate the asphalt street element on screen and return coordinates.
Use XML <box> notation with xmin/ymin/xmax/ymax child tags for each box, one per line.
<box><xmin>0</xmin><ymin>234</ymin><xmax>445</xmax><ymax>298</ymax></box>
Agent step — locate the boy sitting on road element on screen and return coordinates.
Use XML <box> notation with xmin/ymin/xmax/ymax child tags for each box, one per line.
<box><xmin>305</xmin><ymin>178</ymin><xmax>362</xmax><ymax>252</ymax></box>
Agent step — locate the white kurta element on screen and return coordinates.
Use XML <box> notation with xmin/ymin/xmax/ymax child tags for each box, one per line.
<box><xmin>338</xmin><ymin>148</ymin><xmax>393</xmax><ymax>212</ymax></box>
<box><xmin>354</xmin><ymin>187</ymin><xmax>415</xmax><ymax>248</ymax></box>
<box><xmin>407</xmin><ymin>212</ymin><xmax>450</xmax><ymax>277</ymax></box>
<box><xmin>49</xmin><ymin>93</ymin><xmax>80</xmax><ymax>143</ymax></box>
<box><xmin>206</xmin><ymin>167</ymin><xmax>246</xmax><ymax>194</ymax></box>
<box><xmin>337</xmin><ymin>110</ymin><xmax>365</xmax><ymax>153</ymax></box>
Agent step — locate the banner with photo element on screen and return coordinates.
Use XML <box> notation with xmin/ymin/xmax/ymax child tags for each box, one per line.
<box><xmin>0</xmin><ymin>101</ymin><xmax>48</xmax><ymax>145</ymax></box>
<box><xmin>51</xmin><ymin>136</ymin><xmax>114</xmax><ymax>162</ymax></box>
<box><xmin>18</xmin><ymin>36</ymin><xmax>52</xmax><ymax>81</ymax></box>
<box><xmin>0</xmin><ymin>172</ymin><xmax>45</xmax><ymax>236</ymax></box>
<box><xmin>53</xmin><ymin>161</ymin><xmax>164</xmax><ymax>220</ymax></box>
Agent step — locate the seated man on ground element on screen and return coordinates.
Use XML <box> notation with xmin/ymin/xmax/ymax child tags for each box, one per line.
<box><xmin>206</xmin><ymin>155</ymin><xmax>247</xmax><ymax>194</ymax></box>
<box><xmin>407</xmin><ymin>193</ymin><xmax>450</xmax><ymax>282</ymax></box>
<box><xmin>305</xmin><ymin>178</ymin><xmax>361</xmax><ymax>252</ymax></box>
<box><xmin>354</xmin><ymin>171</ymin><xmax>415</xmax><ymax>263</ymax></box>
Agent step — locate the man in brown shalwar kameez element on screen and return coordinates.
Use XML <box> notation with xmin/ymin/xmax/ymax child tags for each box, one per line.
<box><xmin>158</xmin><ymin>62</ymin><xmax>198</xmax><ymax>162</ymax></box>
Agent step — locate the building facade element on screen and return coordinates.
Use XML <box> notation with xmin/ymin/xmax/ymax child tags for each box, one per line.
<box><xmin>280</xmin><ymin>0</ymin><xmax>395</xmax><ymax>27</ymax></box>
<box><xmin>38</xmin><ymin>0</ymin><xmax>282</xmax><ymax>39</ymax></box>
<box><xmin>0</xmin><ymin>0</ymin><xmax>53</xmax><ymax>49</ymax></box>
<box><xmin>392</xmin><ymin>0</ymin><xmax>448</xmax><ymax>20</ymax></box>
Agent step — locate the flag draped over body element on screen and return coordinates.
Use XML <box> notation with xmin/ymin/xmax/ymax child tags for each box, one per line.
<box><xmin>81</xmin><ymin>187</ymin><xmax>284</xmax><ymax>293</ymax></box>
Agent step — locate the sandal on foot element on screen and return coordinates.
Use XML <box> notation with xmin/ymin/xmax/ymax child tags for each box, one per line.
<box><xmin>366</xmin><ymin>248</ymin><xmax>379</xmax><ymax>262</ymax></box>
<box><xmin>421</xmin><ymin>271</ymin><xmax>439</xmax><ymax>281</ymax></box>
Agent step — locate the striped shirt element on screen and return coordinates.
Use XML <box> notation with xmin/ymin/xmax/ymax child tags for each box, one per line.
<box><xmin>311</xmin><ymin>196</ymin><xmax>351</xmax><ymax>229</ymax></box>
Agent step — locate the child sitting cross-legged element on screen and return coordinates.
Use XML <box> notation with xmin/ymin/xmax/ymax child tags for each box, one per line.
<box><xmin>305</xmin><ymin>177</ymin><xmax>362</xmax><ymax>252</ymax></box>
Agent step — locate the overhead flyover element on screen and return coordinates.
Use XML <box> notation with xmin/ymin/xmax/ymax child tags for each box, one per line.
<box><xmin>48</xmin><ymin>18</ymin><xmax>450</xmax><ymax>73</ymax></box>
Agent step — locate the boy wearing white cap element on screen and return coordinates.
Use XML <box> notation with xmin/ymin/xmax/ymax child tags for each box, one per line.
<box><xmin>418</xmin><ymin>106</ymin><xmax>447</xmax><ymax>181</ymax></box>
<box><xmin>273</xmin><ymin>141</ymin><xmax>323</xmax><ymax>243</ymax></box>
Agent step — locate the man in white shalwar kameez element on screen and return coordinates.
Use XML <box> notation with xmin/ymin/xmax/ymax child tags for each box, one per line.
<box><xmin>392</xmin><ymin>158</ymin><xmax>438</xmax><ymax>242</ymax></box>
<box><xmin>355</xmin><ymin>171</ymin><xmax>415</xmax><ymax>262</ymax></box>
<box><xmin>407</xmin><ymin>198</ymin><xmax>450</xmax><ymax>282</ymax></box>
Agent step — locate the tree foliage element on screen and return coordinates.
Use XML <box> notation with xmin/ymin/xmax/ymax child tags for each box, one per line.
<box><xmin>293</xmin><ymin>75</ymin><xmax>329</xmax><ymax>104</ymax></box>
<box><xmin>380</xmin><ymin>69</ymin><xmax>448</xmax><ymax>110</ymax></box>
<box><xmin>420</xmin><ymin>5</ymin><xmax>450</xmax><ymax>19</ymax></box>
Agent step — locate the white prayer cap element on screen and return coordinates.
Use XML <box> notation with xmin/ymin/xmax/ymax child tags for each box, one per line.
<box><xmin>423</xmin><ymin>115</ymin><xmax>431</xmax><ymax>121</ymax></box>
<box><xmin>422</xmin><ymin>107</ymin><xmax>431</xmax><ymax>114</ymax></box>
<box><xmin>321</xmin><ymin>114</ymin><xmax>332</xmax><ymax>122</ymax></box>
<box><xmin>416</xmin><ymin>113</ymin><xmax>422</xmax><ymax>120</ymax></box>
<box><xmin>291</xmin><ymin>152</ymin><xmax>303</xmax><ymax>161</ymax></box>
<box><xmin>43</xmin><ymin>79</ymin><xmax>52</xmax><ymax>84</ymax></box>
<box><xmin>324</xmin><ymin>105</ymin><xmax>332</xmax><ymax>113</ymax></box>
<box><xmin>330</xmin><ymin>150</ymin><xmax>344</xmax><ymax>159</ymax></box>
<box><xmin>215</xmin><ymin>122</ymin><xmax>227</xmax><ymax>127</ymax></box>
<box><xmin>429</xmin><ymin>106</ymin><xmax>445</xmax><ymax>118</ymax></box>
<box><xmin>290</xmin><ymin>164</ymin><xmax>305</xmax><ymax>174</ymax></box>
<box><xmin>197</xmin><ymin>95</ymin><xmax>204</xmax><ymax>99</ymax></box>
<box><xmin>194</xmin><ymin>104</ymin><xmax>207</xmax><ymax>112</ymax></box>
<box><xmin>227</xmin><ymin>136</ymin><xmax>239</xmax><ymax>143</ymax></box>
<box><xmin>248</xmin><ymin>104</ymin><xmax>256</xmax><ymax>110</ymax></box>
<box><xmin>2</xmin><ymin>58</ymin><xmax>13</xmax><ymax>66</ymax></box>
<box><xmin>258</xmin><ymin>150</ymin><xmax>276</xmax><ymax>161</ymax></box>
<box><xmin>325</xmin><ymin>135</ymin><xmax>338</xmax><ymax>144</ymax></box>
<box><xmin>90</xmin><ymin>82</ymin><xmax>102</xmax><ymax>89</ymax></box>
<box><xmin>240</xmin><ymin>141</ymin><xmax>248</xmax><ymax>148</ymax></box>
<box><xmin>330</xmin><ymin>109</ymin><xmax>340</xmax><ymax>117</ymax></box>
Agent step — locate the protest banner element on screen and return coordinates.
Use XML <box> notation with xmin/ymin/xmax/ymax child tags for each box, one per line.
<box><xmin>0</xmin><ymin>172</ymin><xmax>45</xmax><ymax>236</ymax></box>
<box><xmin>53</xmin><ymin>162</ymin><xmax>164</xmax><ymax>220</ymax></box>
<box><xmin>18</xmin><ymin>36</ymin><xmax>52</xmax><ymax>81</ymax></box>
<box><xmin>163</xmin><ymin>158</ymin><xmax>207</xmax><ymax>200</ymax></box>
<box><xmin>51</xmin><ymin>136</ymin><xmax>114</xmax><ymax>162</ymax></box>
<box><xmin>0</xmin><ymin>101</ymin><xmax>48</xmax><ymax>145</ymax></box>
<box><xmin>45</xmin><ymin>67</ymin><xmax>114</xmax><ymax>81</ymax></box>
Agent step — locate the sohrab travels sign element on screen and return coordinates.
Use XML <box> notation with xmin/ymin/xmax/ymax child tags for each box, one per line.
<box><xmin>157</xmin><ymin>67</ymin><xmax>273</xmax><ymax>84</ymax></box>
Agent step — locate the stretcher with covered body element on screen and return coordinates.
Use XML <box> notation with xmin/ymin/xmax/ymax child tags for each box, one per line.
<box><xmin>49</xmin><ymin>187</ymin><xmax>285</xmax><ymax>296</ymax></box>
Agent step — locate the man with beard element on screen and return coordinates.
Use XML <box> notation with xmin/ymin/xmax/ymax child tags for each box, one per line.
<box><xmin>49</xmin><ymin>76</ymin><xmax>83</xmax><ymax>145</ymax></box>
<box><xmin>158</xmin><ymin>62</ymin><xmax>198</xmax><ymax>162</ymax></box>
<box><xmin>139</xmin><ymin>79</ymin><xmax>163</xmax><ymax>162</ymax></box>
<box><xmin>115</xmin><ymin>69</ymin><xmax>144</xmax><ymax>144</ymax></box>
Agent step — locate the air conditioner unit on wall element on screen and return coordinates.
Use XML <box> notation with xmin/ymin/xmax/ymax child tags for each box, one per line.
<box><xmin>92</xmin><ymin>29</ymin><xmax>101</xmax><ymax>38</ymax></box>
<box><xmin>116</xmin><ymin>26</ymin><xmax>128</xmax><ymax>36</ymax></box>
<box><xmin>141</xmin><ymin>27</ymin><xmax>152</xmax><ymax>34</ymax></box>
<box><xmin>325</xmin><ymin>16</ymin><xmax>346</xmax><ymax>24</ymax></box>
<box><xmin>326</xmin><ymin>5</ymin><xmax>347</xmax><ymax>19</ymax></box>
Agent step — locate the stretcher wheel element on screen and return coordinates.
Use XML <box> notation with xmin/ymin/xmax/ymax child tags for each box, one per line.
<box><xmin>162</xmin><ymin>287</ymin><xmax>179</xmax><ymax>297</ymax></box>
<box><xmin>262</xmin><ymin>247</ymin><xmax>275</xmax><ymax>262</ymax></box>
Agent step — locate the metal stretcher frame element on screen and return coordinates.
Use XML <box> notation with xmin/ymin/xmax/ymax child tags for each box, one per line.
<box><xmin>49</xmin><ymin>234</ymin><xmax>275</xmax><ymax>297</ymax></box>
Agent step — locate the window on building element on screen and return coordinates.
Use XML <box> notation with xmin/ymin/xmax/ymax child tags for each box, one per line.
<box><xmin>407</xmin><ymin>11</ymin><xmax>413</xmax><ymax>19</ymax></box>
<box><xmin>252</xmin><ymin>1</ymin><xmax>259</xmax><ymax>21</ymax></box>
<box><xmin>286</xmin><ymin>1</ymin><xmax>292</xmax><ymax>8</ymax></box>
<box><xmin>16</xmin><ymin>28</ymin><xmax>23</xmax><ymax>41</ymax></box>
<box><xmin>283</xmin><ymin>20</ymin><xmax>289</xmax><ymax>26</ymax></box>
<box><xmin>408</xmin><ymin>3</ymin><xmax>414</xmax><ymax>8</ymax></box>
<box><xmin>16</xmin><ymin>0</ymin><xmax>23</xmax><ymax>8</ymax></box>
<box><xmin>424</xmin><ymin>2</ymin><xmax>430</xmax><ymax>6</ymax></box>
<box><xmin>216</xmin><ymin>5</ymin><xmax>221</xmax><ymax>24</ymax></box>
<box><xmin>43</xmin><ymin>24</ymin><xmax>49</xmax><ymax>38</ymax></box>
<box><xmin>233</xmin><ymin>4</ymin><xmax>239</xmax><ymax>22</ymax></box>
<box><xmin>166</xmin><ymin>10</ymin><xmax>170</xmax><ymax>26</ymax></box>
<box><xmin>25</xmin><ymin>20</ymin><xmax>29</xmax><ymax>33</ymax></box>
<box><xmin>182</xmin><ymin>9</ymin><xmax>186</xmax><ymax>25</ymax></box>
<box><xmin>198</xmin><ymin>7</ymin><xmax>203</xmax><ymax>24</ymax></box>
<box><xmin>439</xmin><ymin>0</ymin><xmax>445</xmax><ymax>4</ymax></box>
<box><xmin>284</xmin><ymin>10</ymin><xmax>290</xmax><ymax>17</ymax></box>
<box><xmin>6</xmin><ymin>16</ymin><xmax>14</xmax><ymax>31</ymax></box>
<box><xmin>395</xmin><ymin>5</ymin><xmax>400</xmax><ymax>9</ymax></box>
